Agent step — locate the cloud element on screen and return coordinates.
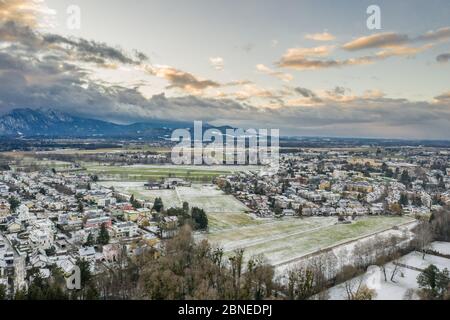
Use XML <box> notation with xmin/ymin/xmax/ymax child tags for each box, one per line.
<box><xmin>291</xmin><ymin>87</ymin><xmax>322</xmax><ymax>105</ymax></box>
<box><xmin>0</xmin><ymin>0</ymin><xmax>54</xmax><ymax>28</ymax></box>
<box><xmin>1</xmin><ymin>17</ymin><xmax>218</xmax><ymax>96</ymax></box>
<box><xmin>146</xmin><ymin>65</ymin><xmax>220</xmax><ymax>93</ymax></box>
<box><xmin>1</xmin><ymin>44</ymin><xmax>449</xmax><ymax>139</ymax></box>
<box><xmin>417</xmin><ymin>27</ymin><xmax>450</xmax><ymax>42</ymax></box>
<box><xmin>233</xmin><ymin>84</ymin><xmax>278</xmax><ymax>101</ymax></box>
<box><xmin>277</xmin><ymin>43</ymin><xmax>431</xmax><ymax>70</ymax></box>
<box><xmin>278</xmin><ymin>28</ymin><xmax>442</xmax><ymax>71</ymax></box>
<box><xmin>276</xmin><ymin>45</ymin><xmax>367</xmax><ymax>70</ymax></box>
<box><xmin>281</xmin><ymin>46</ymin><xmax>334</xmax><ymax>58</ymax></box>
<box><xmin>342</xmin><ymin>32</ymin><xmax>409</xmax><ymax>51</ymax></box>
<box><xmin>1</xmin><ymin>0</ymin><xmax>449</xmax><ymax>139</ymax></box>
<box><xmin>436</xmin><ymin>53</ymin><xmax>450</xmax><ymax>63</ymax></box>
<box><xmin>0</xmin><ymin>21</ymin><xmax>148</xmax><ymax>67</ymax></box>
<box><xmin>275</xmin><ymin>45</ymin><xmax>394</xmax><ymax>70</ymax></box>
<box><xmin>342</xmin><ymin>27</ymin><xmax>450</xmax><ymax>51</ymax></box>
<box><xmin>362</xmin><ymin>89</ymin><xmax>385</xmax><ymax>99</ymax></box>
<box><xmin>327</xmin><ymin>86</ymin><xmax>348</xmax><ymax>97</ymax></box>
<box><xmin>375</xmin><ymin>44</ymin><xmax>433</xmax><ymax>58</ymax></box>
<box><xmin>277</xmin><ymin>53</ymin><xmax>375</xmax><ymax>70</ymax></box>
<box><xmin>305</xmin><ymin>32</ymin><xmax>335</xmax><ymax>41</ymax></box>
<box><xmin>434</xmin><ymin>92</ymin><xmax>450</xmax><ymax>103</ymax></box>
<box><xmin>209</xmin><ymin>57</ymin><xmax>224</xmax><ymax>70</ymax></box>
<box><xmin>256</xmin><ymin>64</ymin><xmax>293</xmax><ymax>82</ymax></box>
<box><xmin>294</xmin><ymin>87</ymin><xmax>316</xmax><ymax>98</ymax></box>
<box><xmin>43</xmin><ymin>34</ymin><xmax>148</xmax><ymax>65</ymax></box>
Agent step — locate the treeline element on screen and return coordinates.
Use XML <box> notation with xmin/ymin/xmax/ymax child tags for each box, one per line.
<box><xmin>137</xmin><ymin>226</ymin><xmax>278</xmax><ymax>300</ymax></box>
<box><xmin>0</xmin><ymin>227</ymin><xmax>278</xmax><ymax>300</ymax></box>
<box><xmin>151</xmin><ymin>199</ymin><xmax>209</xmax><ymax>232</ymax></box>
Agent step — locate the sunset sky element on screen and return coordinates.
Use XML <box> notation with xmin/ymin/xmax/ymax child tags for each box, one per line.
<box><xmin>1</xmin><ymin>0</ymin><xmax>450</xmax><ymax>139</ymax></box>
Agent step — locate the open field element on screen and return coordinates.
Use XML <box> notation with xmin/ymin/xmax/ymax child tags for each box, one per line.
<box><xmin>5</xmin><ymin>156</ymin><xmax>74</xmax><ymax>171</ymax></box>
<box><xmin>99</xmin><ymin>181</ymin><xmax>182</xmax><ymax>208</ymax></box>
<box><xmin>177</xmin><ymin>185</ymin><xmax>249</xmax><ymax>213</ymax></box>
<box><xmin>202</xmin><ymin>215</ymin><xmax>415</xmax><ymax>267</ymax></box>
<box><xmin>99</xmin><ymin>179</ymin><xmax>415</xmax><ymax>270</ymax></box>
<box><xmin>88</xmin><ymin>164</ymin><xmax>260</xmax><ymax>182</ymax></box>
<box><xmin>1</xmin><ymin>146</ymin><xmax>172</xmax><ymax>156</ymax></box>
<box><xmin>99</xmin><ymin>182</ymin><xmax>254</xmax><ymax>231</ymax></box>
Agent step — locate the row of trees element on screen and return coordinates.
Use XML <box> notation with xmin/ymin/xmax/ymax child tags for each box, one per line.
<box><xmin>138</xmin><ymin>226</ymin><xmax>277</xmax><ymax>300</ymax></box>
<box><xmin>285</xmin><ymin>231</ymin><xmax>412</xmax><ymax>300</ymax></box>
<box><xmin>164</xmin><ymin>202</ymin><xmax>208</xmax><ymax>231</ymax></box>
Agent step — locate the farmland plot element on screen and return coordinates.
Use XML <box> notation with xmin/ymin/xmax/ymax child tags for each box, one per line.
<box><xmin>99</xmin><ymin>182</ymin><xmax>254</xmax><ymax>228</ymax></box>
<box><xmin>203</xmin><ymin>216</ymin><xmax>415</xmax><ymax>267</ymax></box>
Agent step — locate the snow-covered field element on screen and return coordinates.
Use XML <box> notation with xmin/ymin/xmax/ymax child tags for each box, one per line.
<box><xmin>327</xmin><ymin>242</ymin><xmax>450</xmax><ymax>300</ymax></box>
<box><xmin>431</xmin><ymin>241</ymin><xmax>450</xmax><ymax>256</ymax></box>
<box><xmin>99</xmin><ymin>182</ymin><xmax>251</xmax><ymax>224</ymax></box>
<box><xmin>124</xmin><ymin>164</ymin><xmax>262</xmax><ymax>172</ymax></box>
<box><xmin>99</xmin><ymin>181</ymin><xmax>182</xmax><ymax>208</ymax></box>
<box><xmin>99</xmin><ymin>180</ymin><xmax>419</xmax><ymax>282</ymax></box>
<box><xmin>177</xmin><ymin>185</ymin><xmax>249</xmax><ymax>214</ymax></box>
<box><xmin>203</xmin><ymin>215</ymin><xmax>414</xmax><ymax>268</ymax></box>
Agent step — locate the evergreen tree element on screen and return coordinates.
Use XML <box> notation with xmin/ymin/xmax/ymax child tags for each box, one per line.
<box><xmin>182</xmin><ymin>201</ymin><xmax>190</xmax><ymax>214</ymax></box>
<box><xmin>417</xmin><ymin>265</ymin><xmax>450</xmax><ymax>299</ymax></box>
<box><xmin>75</xmin><ymin>258</ymin><xmax>94</xmax><ymax>300</ymax></box>
<box><xmin>153</xmin><ymin>197</ymin><xmax>164</xmax><ymax>213</ymax></box>
<box><xmin>400</xmin><ymin>170</ymin><xmax>410</xmax><ymax>184</ymax></box>
<box><xmin>85</xmin><ymin>233</ymin><xmax>95</xmax><ymax>247</ymax></box>
<box><xmin>97</xmin><ymin>223</ymin><xmax>110</xmax><ymax>245</ymax></box>
<box><xmin>400</xmin><ymin>193</ymin><xmax>409</xmax><ymax>206</ymax></box>
<box><xmin>130</xmin><ymin>194</ymin><xmax>142</xmax><ymax>209</ymax></box>
<box><xmin>8</xmin><ymin>196</ymin><xmax>20</xmax><ymax>213</ymax></box>
<box><xmin>191</xmin><ymin>207</ymin><xmax>208</xmax><ymax>230</ymax></box>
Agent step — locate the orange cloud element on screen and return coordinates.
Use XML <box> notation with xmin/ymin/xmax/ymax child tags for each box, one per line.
<box><xmin>256</xmin><ymin>64</ymin><xmax>293</xmax><ymax>82</ymax></box>
<box><xmin>342</xmin><ymin>32</ymin><xmax>409</xmax><ymax>51</ymax></box>
<box><xmin>305</xmin><ymin>32</ymin><xmax>335</xmax><ymax>41</ymax></box>
<box><xmin>343</xmin><ymin>27</ymin><xmax>450</xmax><ymax>51</ymax></box>
<box><xmin>146</xmin><ymin>65</ymin><xmax>220</xmax><ymax>94</ymax></box>
<box><xmin>0</xmin><ymin>0</ymin><xmax>54</xmax><ymax>27</ymax></box>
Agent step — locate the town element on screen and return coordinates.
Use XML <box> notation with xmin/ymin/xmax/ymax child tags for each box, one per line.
<box><xmin>0</xmin><ymin>143</ymin><xmax>449</xmax><ymax>300</ymax></box>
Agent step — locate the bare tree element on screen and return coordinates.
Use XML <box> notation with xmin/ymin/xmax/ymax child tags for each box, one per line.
<box><xmin>414</xmin><ymin>222</ymin><xmax>433</xmax><ymax>259</ymax></box>
<box><xmin>340</xmin><ymin>265</ymin><xmax>366</xmax><ymax>300</ymax></box>
<box><xmin>431</xmin><ymin>207</ymin><xmax>450</xmax><ymax>241</ymax></box>
<box><xmin>389</xmin><ymin>252</ymin><xmax>403</xmax><ymax>283</ymax></box>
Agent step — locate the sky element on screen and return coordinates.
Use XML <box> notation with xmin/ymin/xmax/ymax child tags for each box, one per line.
<box><xmin>0</xmin><ymin>0</ymin><xmax>450</xmax><ymax>139</ymax></box>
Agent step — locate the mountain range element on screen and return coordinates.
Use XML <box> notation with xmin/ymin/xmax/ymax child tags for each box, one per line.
<box><xmin>0</xmin><ymin>108</ymin><xmax>226</xmax><ymax>139</ymax></box>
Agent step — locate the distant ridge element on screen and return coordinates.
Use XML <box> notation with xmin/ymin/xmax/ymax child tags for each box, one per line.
<box><xmin>0</xmin><ymin>108</ymin><xmax>229</xmax><ymax>139</ymax></box>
